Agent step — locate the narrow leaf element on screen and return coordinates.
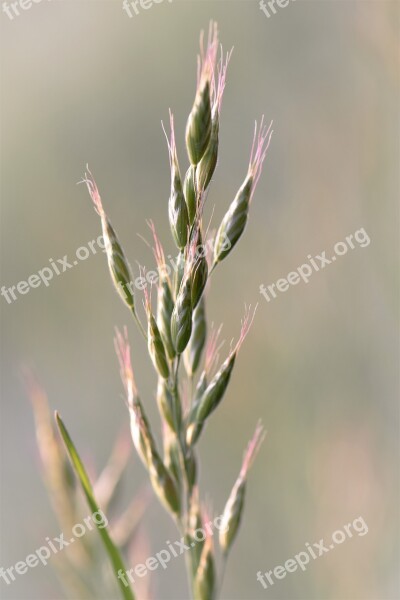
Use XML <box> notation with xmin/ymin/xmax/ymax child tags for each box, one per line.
<box><xmin>55</xmin><ymin>412</ymin><xmax>135</xmax><ymax>600</ymax></box>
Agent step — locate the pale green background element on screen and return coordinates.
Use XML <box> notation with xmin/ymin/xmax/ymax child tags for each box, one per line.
<box><xmin>1</xmin><ymin>1</ymin><xmax>399</xmax><ymax>599</ymax></box>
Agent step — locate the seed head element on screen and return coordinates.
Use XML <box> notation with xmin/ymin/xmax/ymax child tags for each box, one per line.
<box><xmin>219</xmin><ymin>421</ymin><xmax>265</xmax><ymax>554</ymax></box>
<box><xmin>213</xmin><ymin>118</ymin><xmax>273</xmax><ymax>266</ymax></box>
<box><xmin>143</xmin><ymin>282</ymin><xmax>170</xmax><ymax>379</ymax></box>
<box><xmin>139</xmin><ymin>412</ymin><xmax>181</xmax><ymax>517</ymax></box>
<box><xmin>189</xmin><ymin>228</ymin><xmax>208</xmax><ymax>310</ymax></box>
<box><xmin>115</xmin><ymin>327</ymin><xmax>151</xmax><ymax>468</ymax></box>
<box><xmin>171</xmin><ymin>266</ymin><xmax>193</xmax><ymax>355</ymax></box>
<box><xmin>196</xmin><ymin>47</ymin><xmax>232</xmax><ymax>193</ymax></box>
<box><xmin>186</xmin><ymin>80</ymin><xmax>212</xmax><ymax>166</ymax></box>
<box><xmin>163</xmin><ymin>111</ymin><xmax>189</xmax><ymax>250</ymax></box>
<box><xmin>82</xmin><ymin>168</ymin><xmax>135</xmax><ymax>311</ymax></box>
<box><xmin>185</xmin><ymin>23</ymin><xmax>219</xmax><ymax>165</ymax></box>
<box><xmin>187</xmin><ymin>307</ymin><xmax>256</xmax><ymax>446</ymax></box>
<box><xmin>184</xmin><ymin>296</ymin><xmax>206</xmax><ymax>377</ymax></box>
<box><xmin>148</xmin><ymin>221</ymin><xmax>176</xmax><ymax>360</ymax></box>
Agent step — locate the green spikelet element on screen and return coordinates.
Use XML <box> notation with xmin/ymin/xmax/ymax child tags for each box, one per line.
<box><xmin>190</xmin><ymin>231</ymin><xmax>208</xmax><ymax>310</ymax></box>
<box><xmin>83</xmin><ymin>171</ymin><xmax>135</xmax><ymax>311</ymax></box>
<box><xmin>196</xmin><ymin>116</ymin><xmax>219</xmax><ymax>193</ymax></box>
<box><xmin>184</xmin><ymin>297</ymin><xmax>207</xmax><ymax>377</ymax></box>
<box><xmin>213</xmin><ymin>118</ymin><xmax>273</xmax><ymax>267</ymax></box>
<box><xmin>165</xmin><ymin>112</ymin><xmax>189</xmax><ymax>250</ymax></box>
<box><xmin>184</xmin><ymin>165</ymin><xmax>197</xmax><ymax>226</ymax></box>
<box><xmin>157</xmin><ymin>278</ymin><xmax>176</xmax><ymax>360</ymax></box>
<box><xmin>157</xmin><ymin>378</ymin><xmax>175</xmax><ymax>432</ymax></box>
<box><xmin>148</xmin><ymin>312</ymin><xmax>170</xmax><ymax>379</ymax></box>
<box><xmin>143</xmin><ymin>286</ymin><xmax>170</xmax><ymax>379</ymax></box>
<box><xmin>213</xmin><ymin>175</ymin><xmax>252</xmax><ymax>265</ymax></box>
<box><xmin>219</xmin><ymin>422</ymin><xmax>265</xmax><ymax>555</ymax></box>
<box><xmin>187</xmin><ymin>353</ymin><xmax>235</xmax><ymax>446</ymax></box>
<box><xmin>186</xmin><ymin>80</ymin><xmax>212</xmax><ymax>166</ymax></box>
<box><xmin>171</xmin><ymin>273</ymin><xmax>193</xmax><ymax>355</ymax></box>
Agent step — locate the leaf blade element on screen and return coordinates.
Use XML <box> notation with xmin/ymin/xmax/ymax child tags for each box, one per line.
<box><xmin>55</xmin><ymin>411</ymin><xmax>135</xmax><ymax>600</ymax></box>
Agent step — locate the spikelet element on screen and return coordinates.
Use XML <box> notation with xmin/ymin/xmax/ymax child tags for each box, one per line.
<box><xmin>187</xmin><ymin>307</ymin><xmax>256</xmax><ymax>446</ymax></box>
<box><xmin>82</xmin><ymin>168</ymin><xmax>135</xmax><ymax>312</ymax></box>
<box><xmin>187</xmin><ymin>323</ymin><xmax>223</xmax><ymax>426</ymax></box>
<box><xmin>164</xmin><ymin>111</ymin><xmax>189</xmax><ymax>250</ymax></box>
<box><xmin>143</xmin><ymin>281</ymin><xmax>170</xmax><ymax>379</ymax></box>
<box><xmin>189</xmin><ymin>228</ymin><xmax>208</xmax><ymax>310</ymax></box>
<box><xmin>213</xmin><ymin>118</ymin><xmax>273</xmax><ymax>266</ymax></box>
<box><xmin>184</xmin><ymin>296</ymin><xmax>206</xmax><ymax>377</ymax></box>
<box><xmin>156</xmin><ymin>378</ymin><xmax>175</xmax><ymax>432</ymax></box>
<box><xmin>185</xmin><ymin>23</ymin><xmax>219</xmax><ymax>165</ymax></box>
<box><xmin>148</xmin><ymin>221</ymin><xmax>176</xmax><ymax>360</ymax></box>
<box><xmin>140</xmin><ymin>412</ymin><xmax>181</xmax><ymax>517</ymax></box>
<box><xmin>219</xmin><ymin>422</ymin><xmax>265</xmax><ymax>555</ymax></box>
<box><xmin>115</xmin><ymin>327</ymin><xmax>151</xmax><ymax>468</ymax></box>
<box><xmin>196</xmin><ymin>47</ymin><xmax>232</xmax><ymax>193</ymax></box>
<box><xmin>171</xmin><ymin>263</ymin><xmax>193</xmax><ymax>355</ymax></box>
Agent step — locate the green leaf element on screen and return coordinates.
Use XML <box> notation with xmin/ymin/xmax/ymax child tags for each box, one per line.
<box><xmin>55</xmin><ymin>412</ymin><xmax>135</xmax><ymax>600</ymax></box>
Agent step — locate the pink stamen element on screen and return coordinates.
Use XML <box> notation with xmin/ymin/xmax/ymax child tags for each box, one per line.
<box><xmin>147</xmin><ymin>220</ymin><xmax>166</xmax><ymax>274</ymax></box>
<box><xmin>197</xmin><ymin>21</ymin><xmax>219</xmax><ymax>88</ymax></box>
<box><xmin>232</xmin><ymin>304</ymin><xmax>258</xmax><ymax>355</ymax></box>
<box><xmin>240</xmin><ymin>420</ymin><xmax>265</xmax><ymax>479</ymax></box>
<box><xmin>80</xmin><ymin>166</ymin><xmax>105</xmax><ymax>219</ymax></box>
<box><xmin>213</xmin><ymin>47</ymin><xmax>233</xmax><ymax>116</ymax></box>
<box><xmin>248</xmin><ymin>118</ymin><xmax>273</xmax><ymax>201</ymax></box>
<box><xmin>205</xmin><ymin>323</ymin><xmax>224</xmax><ymax>376</ymax></box>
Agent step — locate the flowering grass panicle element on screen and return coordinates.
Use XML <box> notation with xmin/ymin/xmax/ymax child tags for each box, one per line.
<box><xmin>58</xmin><ymin>20</ymin><xmax>273</xmax><ymax>599</ymax></box>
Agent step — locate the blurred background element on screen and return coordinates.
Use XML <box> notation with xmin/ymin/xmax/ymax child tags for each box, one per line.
<box><xmin>1</xmin><ymin>1</ymin><xmax>399</xmax><ymax>598</ymax></box>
